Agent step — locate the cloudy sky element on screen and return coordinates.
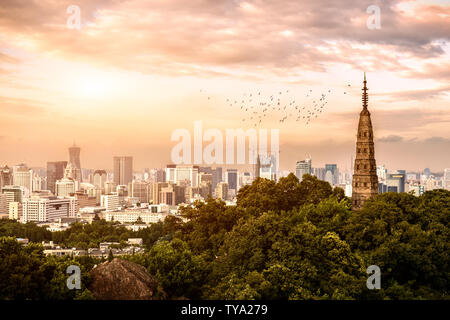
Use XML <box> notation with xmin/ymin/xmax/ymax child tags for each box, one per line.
<box><xmin>0</xmin><ymin>0</ymin><xmax>449</xmax><ymax>172</ymax></box>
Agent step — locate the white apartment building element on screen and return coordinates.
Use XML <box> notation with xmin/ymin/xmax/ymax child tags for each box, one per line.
<box><xmin>444</xmin><ymin>168</ymin><xmax>450</xmax><ymax>190</ymax></box>
<box><xmin>100</xmin><ymin>193</ymin><xmax>120</xmax><ymax>211</ymax></box>
<box><xmin>9</xmin><ymin>202</ymin><xmax>22</xmax><ymax>220</ymax></box>
<box><xmin>0</xmin><ymin>193</ymin><xmax>6</xmax><ymax>216</ymax></box>
<box><xmin>13</xmin><ymin>167</ymin><xmax>33</xmax><ymax>193</ymax></box>
<box><xmin>56</xmin><ymin>178</ymin><xmax>76</xmax><ymax>197</ymax></box>
<box><xmin>105</xmin><ymin>210</ymin><xmax>168</xmax><ymax>224</ymax></box>
<box><xmin>166</xmin><ymin>165</ymin><xmax>199</xmax><ymax>187</ymax></box>
<box><xmin>0</xmin><ymin>186</ymin><xmax>27</xmax><ymax>215</ymax></box>
<box><xmin>22</xmin><ymin>196</ymin><xmax>77</xmax><ymax>223</ymax></box>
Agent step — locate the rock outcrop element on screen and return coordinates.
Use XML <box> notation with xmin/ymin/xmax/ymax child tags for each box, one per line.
<box><xmin>89</xmin><ymin>258</ymin><xmax>166</xmax><ymax>300</ymax></box>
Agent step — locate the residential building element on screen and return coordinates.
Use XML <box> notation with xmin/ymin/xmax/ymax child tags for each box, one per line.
<box><xmin>100</xmin><ymin>194</ymin><xmax>120</xmax><ymax>212</ymax></box>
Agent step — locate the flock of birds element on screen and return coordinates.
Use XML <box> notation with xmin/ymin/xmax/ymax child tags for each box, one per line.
<box><xmin>199</xmin><ymin>84</ymin><xmax>355</xmax><ymax>128</ymax></box>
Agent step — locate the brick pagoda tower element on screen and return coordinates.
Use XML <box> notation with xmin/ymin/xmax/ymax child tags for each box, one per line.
<box><xmin>352</xmin><ymin>73</ymin><xmax>378</xmax><ymax>210</ymax></box>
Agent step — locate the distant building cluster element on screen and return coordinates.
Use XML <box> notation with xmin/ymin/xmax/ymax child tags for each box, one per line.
<box><xmin>1</xmin><ymin>141</ymin><xmax>449</xmax><ymax>224</ymax></box>
<box><xmin>1</xmin><ymin>83</ymin><xmax>449</xmax><ymax>223</ymax></box>
<box><xmin>0</xmin><ymin>144</ymin><xmax>279</xmax><ymax>224</ymax></box>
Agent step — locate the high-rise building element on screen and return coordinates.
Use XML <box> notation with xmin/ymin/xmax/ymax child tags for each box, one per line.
<box><xmin>213</xmin><ymin>167</ymin><xmax>222</xmax><ymax>189</ymax></box>
<box><xmin>9</xmin><ymin>202</ymin><xmax>22</xmax><ymax>220</ymax></box>
<box><xmin>199</xmin><ymin>181</ymin><xmax>212</xmax><ymax>199</ymax></box>
<box><xmin>199</xmin><ymin>172</ymin><xmax>213</xmax><ymax>185</ymax></box>
<box><xmin>312</xmin><ymin>167</ymin><xmax>325</xmax><ymax>180</ymax></box>
<box><xmin>130</xmin><ymin>181</ymin><xmax>152</xmax><ymax>204</ymax></box>
<box><xmin>254</xmin><ymin>154</ymin><xmax>261</xmax><ymax>180</ymax></box>
<box><xmin>69</xmin><ymin>143</ymin><xmax>82</xmax><ymax>181</ymax></box>
<box><xmin>104</xmin><ymin>181</ymin><xmax>116</xmax><ymax>194</ymax></box>
<box><xmin>259</xmin><ymin>154</ymin><xmax>277</xmax><ymax>181</ymax></box>
<box><xmin>93</xmin><ymin>170</ymin><xmax>108</xmax><ymax>191</ymax></box>
<box><xmin>32</xmin><ymin>174</ymin><xmax>46</xmax><ymax>192</ymax></box>
<box><xmin>352</xmin><ymin>73</ymin><xmax>379</xmax><ymax>210</ymax></box>
<box><xmin>152</xmin><ymin>182</ymin><xmax>169</xmax><ymax>205</ymax></box>
<box><xmin>55</xmin><ymin>178</ymin><xmax>76</xmax><ymax>197</ymax></box>
<box><xmin>0</xmin><ymin>193</ymin><xmax>6</xmax><ymax>216</ymax></box>
<box><xmin>376</xmin><ymin>165</ymin><xmax>387</xmax><ymax>181</ymax></box>
<box><xmin>154</xmin><ymin>169</ymin><xmax>166</xmax><ymax>182</ymax></box>
<box><xmin>159</xmin><ymin>184</ymin><xmax>185</xmax><ymax>206</ymax></box>
<box><xmin>113</xmin><ymin>156</ymin><xmax>133</xmax><ymax>186</ymax></box>
<box><xmin>444</xmin><ymin>168</ymin><xmax>450</xmax><ymax>190</ymax></box>
<box><xmin>226</xmin><ymin>169</ymin><xmax>238</xmax><ymax>191</ymax></box>
<box><xmin>0</xmin><ymin>185</ymin><xmax>26</xmax><ymax>216</ymax></box>
<box><xmin>200</xmin><ymin>167</ymin><xmax>223</xmax><ymax>190</ymax></box>
<box><xmin>0</xmin><ymin>166</ymin><xmax>12</xmax><ymax>190</ymax></box>
<box><xmin>100</xmin><ymin>194</ymin><xmax>120</xmax><ymax>212</ymax></box>
<box><xmin>47</xmin><ymin>161</ymin><xmax>67</xmax><ymax>194</ymax></box>
<box><xmin>295</xmin><ymin>157</ymin><xmax>312</xmax><ymax>181</ymax></box>
<box><xmin>1</xmin><ymin>185</ymin><xmax>26</xmax><ymax>203</ymax></box>
<box><xmin>386</xmin><ymin>171</ymin><xmax>406</xmax><ymax>193</ymax></box>
<box><xmin>324</xmin><ymin>164</ymin><xmax>338</xmax><ymax>186</ymax></box>
<box><xmin>64</xmin><ymin>162</ymin><xmax>81</xmax><ymax>187</ymax></box>
<box><xmin>215</xmin><ymin>182</ymin><xmax>229</xmax><ymax>201</ymax></box>
<box><xmin>166</xmin><ymin>165</ymin><xmax>199</xmax><ymax>187</ymax></box>
<box><xmin>13</xmin><ymin>166</ymin><xmax>33</xmax><ymax>193</ymax></box>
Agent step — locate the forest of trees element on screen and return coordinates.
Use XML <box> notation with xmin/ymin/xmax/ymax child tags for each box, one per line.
<box><xmin>0</xmin><ymin>174</ymin><xmax>448</xmax><ymax>300</ymax></box>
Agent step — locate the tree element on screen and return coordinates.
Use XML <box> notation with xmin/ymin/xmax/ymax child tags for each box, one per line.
<box><xmin>344</xmin><ymin>190</ymin><xmax>450</xmax><ymax>299</ymax></box>
<box><xmin>236</xmin><ymin>174</ymin><xmax>334</xmax><ymax>214</ymax></box>
<box><xmin>135</xmin><ymin>217</ymin><xmax>145</xmax><ymax>225</ymax></box>
<box><xmin>145</xmin><ymin>239</ymin><xmax>206</xmax><ymax>299</ymax></box>
<box><xmin>205</xmin><ymin>209</ymin><xmax>366</xmax><ymax>300</ymax></box>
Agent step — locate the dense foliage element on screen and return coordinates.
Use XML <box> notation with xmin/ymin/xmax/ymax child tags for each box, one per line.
<box><xmin>0</xmin><ymin>237</ymin><xmax>95</xmax><ymax>300</ymax></box>
<box><xmin>0</xmin><ymin>174</ymin><xmax>448</xmax><ymax>299</ymax></box>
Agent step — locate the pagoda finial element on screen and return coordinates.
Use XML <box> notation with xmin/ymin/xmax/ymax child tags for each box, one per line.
<box><xmin>362</xmin><ymin>72</ymin><xmax>368</xmax><ymax>109</ymax></box>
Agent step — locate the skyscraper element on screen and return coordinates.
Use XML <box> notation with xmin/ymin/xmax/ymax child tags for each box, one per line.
<box><xmin>213</xmin><ymin>167</ymin><xmax>222</xmax><ymax>189</ymax></box>
<box><xmin>165</xmin><ymin>165</ymin><xmax>200</xmax><ymax>187</ymax></box>
<box><xmin>130</xmin><ymin>180</ymin><xmax>152</xmax><ymax>204</ymax></box>
<box><xmin>259</xmin><ymin>154</ymin><xmax>277</xmax><ymax>181</ymax></box>
<box><xmin>254</xmin><ymin>154</ymin><xmax>261</xmax><ymax>180</ymax></box>
<box><xmin>113</xmin><ymin>156</ymin><xmax>133</xmax><ymax>186</ymax></box>
<box><xmin>69</xmin><ymin>143</ymin><xmax>82</xmax><ymax>174</ymax></box>
<box><xmin>13</xmin><ymin>166</ymin><xmax>33</xmax><ymax>193</ymax></box>
<box><xmin>325</xmin><ymin>164</ymin><xmax>338</xmax><ymax>185</ymax></box>
<box><xmin>226</xmin><ymin>169</ymin><xmax>238</xmax><ymax>191</ymax></box>
<box><xmin>0</xmin><ymin>165</ymin><xmax>12</xmax><ymax>190</ymax></box>
<box><xmin>295</xmin><ymin>157</ymin><xmax>312</xmax><ymax>181</ymax></box>
<box><xmin>47</xmin><ymin>161</ymin><xmax>67</xmax><ymax>194</ymax></box>
<box><xmin>93</xmin><ymin>170</ymin><xmax>108</xmax><ymax>191</ymax></box>
<box><xmin>64</xmin><ymin>162</ymin><xmax>81</xmax><ymax>186</ymax></box>
<box><xmin>152</xmin><ymin>182</ymin><xmax>169</xmax><ymax>205</ymax></box>
<box><xmin>444</xmin><ymin>168</ymin><xmax>450</xmax><ymax>190</ymax></box>
<box><xmin>352</xmin><ymin>73</ymin><xmax>379</xmax><ymax>210</ymax></box>
<box><xmin>159</xmin><ymin>184</ymin><xmax>185</xmax><ymax>206</ymax></box>
<box><xmin>215</xmin><ymin>181</ymin><xmax>229</xmax><ymax>201</ymax></box>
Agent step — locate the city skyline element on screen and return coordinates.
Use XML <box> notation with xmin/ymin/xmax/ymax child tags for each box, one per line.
<box><xmin>0</xmin><ymin>0</ymin><xmax>449</xmax><ymax>171</ymax></box>
<box><xmin>1</xmin><ymin>0</ymin><xmax>449</xmax><ymax>305</ymax></box>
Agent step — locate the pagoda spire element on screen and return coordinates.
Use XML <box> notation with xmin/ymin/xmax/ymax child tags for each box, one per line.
<box><xmin>362</xmin><ymin>72</ymin><xmax>368</xmax><ymax>109</ymax></box>
<box><xmin>351</xmin><ymin>73</ymin><xmax>378</xmax><ymax>210</ymax></box>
